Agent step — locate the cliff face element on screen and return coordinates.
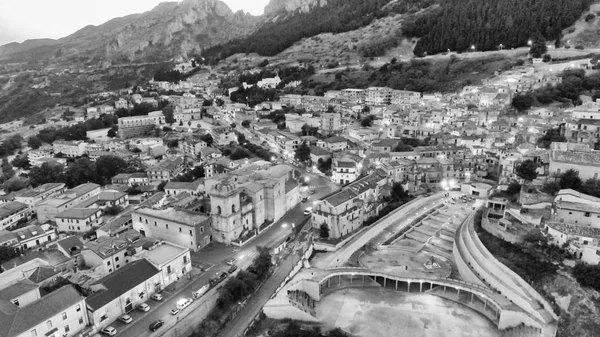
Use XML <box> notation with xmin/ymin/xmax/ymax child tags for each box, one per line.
<box><xmin>0</xmin><ymin>0</ymin><xmax>259</xmax><ymax>64</ymax></box>
<box><xmin>263</xmin><ymin>0</ymin><xmax>328</xmax><ymax>15</ymax></box>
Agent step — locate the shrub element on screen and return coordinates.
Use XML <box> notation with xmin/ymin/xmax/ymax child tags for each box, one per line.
<box><xmin>585</xmin><ymin>13</ymin><xmax>596</xmax><ymax>22</ymax></box>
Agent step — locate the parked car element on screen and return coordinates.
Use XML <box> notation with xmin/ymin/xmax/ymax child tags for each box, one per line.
<box><xmin>301</xmin><ymin>196</ymin><xmax>308</xmax><ymax>202</ymax></box>
<box><xmin>170</xmin><ymin>308</ymin><xmax>180</xmax><ymax>315</ymax></box>
<box><xmin>137</xmin><ymin>303</ymin><xmax>150</xmax><ymax>312</ymax></box>
<box><xmin>303</xmin><ymin>207</ymin><xmax>313</xmax><ymax>215</ymax></box>
<box><xmin>150</xmin><ymin>293</ymin><xmax>163</xmax><ymax>301</ymax></box>
<box><xmin>118</xmin><ymin>315</ymin><xmax>133</xmax><ymax>324</ymax></box>
<box><xmin>226</xmin><ymin>258</ymin><xmax>235</xmax><ymax>265</ymax></box>
<box><xmin>100</xmin><ymin>327</ymin><xmax>117</xmax><ymax>336</ymax></box>
<box><xmin>149</xmin><ymin>320</ymin><xmax>165</xmax><ymax>332</ymax></box>
<box><xmin>177</xmin><ymin>298</ymin><xmax>194</xmax><ymax>310</ymax></box>
<box><xmin>228</xmin><ymin>264</ymin><xmax>238</xmax><ymax>274</ymax></box>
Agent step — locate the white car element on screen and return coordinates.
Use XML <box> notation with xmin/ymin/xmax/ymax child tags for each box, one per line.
<box><xmin>137</xmin><ymin>303</ymin><xmax>150</xmax><ymax>312</ymax></box>
<box><xmin>150</xmin><ymin>293</ymin><xmax>163</xmax><ymax>301</ymax></box>
<box><xmin>100</xmin><ymin>326</ymin><xmax>117</xmax><ymax>336</ymax></box>
<box><xmin>118</xmin><ymin>314</ymin><xmax>132</xmax><ymax>324</ymax></box>
<box><xmin>303</xmin><ymin>207</ymin><xmax>313</xmax><ymax>215</ymax></box>
<box><xmin>170</xmin><ymin>308</ymin><xmax>180</xmax><ymax>315</ymax></box>
<box><xmin>176</xmin><ymin>298</ymin><xmax>193</xmax><ymax>310</ymax></box>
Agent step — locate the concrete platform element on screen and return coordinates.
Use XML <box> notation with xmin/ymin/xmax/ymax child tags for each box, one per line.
<box><xmin>359</xmin><ymin>249</ymin><xmax>451</xmax><ymax>279</ymax></box>
<box><xmin>317</xmin><ymin>287</ymin><xmax>499</xmax><ymax>337</ymax></box>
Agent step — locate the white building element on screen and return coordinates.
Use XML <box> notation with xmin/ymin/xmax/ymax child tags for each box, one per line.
<box><xmin>134</xmin><ymin>241</ymin><xmax>191</xmax><ymax>287</ymax></box>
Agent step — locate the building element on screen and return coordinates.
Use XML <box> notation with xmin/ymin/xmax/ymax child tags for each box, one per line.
<box><xmin>0</xmin><ymin>202</ymin><xmax>32</xmax><ymax>230</ymax></box>
<box><xmin>35</xmin><ymin>183</ymin><xmax>102</xmax><ymax>222</ymax></box>
<box><xmin>206</xmin><ymin>165</ymin><xmax>294</xmax><ymax>244</ymax></box>
<box><xmin>111</xmin><ymin>173</ymin><xmax>149</xmax><ymax>186</ymax></box>
<box><xmin>320</xmin><ymin>113</ymin><xmax>342</xmax><ymax>135</ymax></box>
<box><xmin>81</xmin><ymin>230</ymin><xmax>143</xmax><ymax>275</ymax></box>
<box><xmin>268</xmin><ymin>130</ymin><xmax>302</xmax><ymax>156</ymax></box>
<box><xmin>179</xmin><ymin>138</ymin><xmax>207</xmax><ymax>157</ymax></box>
<box><xmin>55</xmin><ymin>208</ymin><xmax>103</xmax><ymax>233</ymax></box>
<box><xmin>117</xmin><ymin>112</ymin><xmax>164</xmax><ymax>139</ymax></box>
<box><xmin>85</xmin><ymin>259</ymin><xmax>160</xmax><ymax>330</ymax></box>
<box><xmin>132</xmin><ymin>208</ymin><xmax>212</xmax><ymax>251</ymax></box>
<box><xmin>549</xmin><ymin>148</ymin><xmax>600</xmax><ymax>180</ymax></box>
<box><xmin>52</xmin><ymin>140</ymin><xmax>87</xmax><ymax>158</ymax></box>
<box><xmin>317</xmin><ymin>136</ymin><xmax>349</xmax><ymax>152</ymax></box>
<box><xmin>165</xmin><ymin>179</ymin><xmax>204</xmax><ymax>196</ymax></box>
<box><xmin>12</xmin><ymin>224</ymin><xmax>57</xmax><ymax>250</ymax></box>
<box><xmin>133</xmin><ymin>241</ymin><xmax>191</xmax><ymax>287</ymax></box>
<box><xmin>146</xmin><ymin>157</ymin><xmax>184</xmax><ymax>183</ymax></box>
<box><xmin>209</xmin><ymin>127</ymin><xmax>237</xmax><ymax>146</ymax></box>
<box><xmin>14</xmin><ymin>183</ymin><xmax>66</xmax><ymax>209</ymax></box>
<box><xmin>331</xmin><ymin>152</ymin><xmax>364</xmax><ymax>185</ymax></box>
<box><xmin>0</xmin><ymin>285</ymin><xmax>88</xmax><ymax>337</ymax></box>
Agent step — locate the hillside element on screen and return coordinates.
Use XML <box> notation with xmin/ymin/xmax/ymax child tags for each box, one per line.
<box><xmin>404</xmin><ymin>0</ymin><xmax>593</xmax><ymax>56</ymax></box>
<box><xmin>0</xmin><ymin>0</ymin><xmax>259</xmax><ymax>65</ymax></box>
<box><xmin>199</xmin><ymin>0</ymin><xmax>436</xmax><ymax>64</ymax></box>
<box><xmin>562</xmin><ymin>2</ymin><xmax>600</xmax><ymax>48</ymax></box>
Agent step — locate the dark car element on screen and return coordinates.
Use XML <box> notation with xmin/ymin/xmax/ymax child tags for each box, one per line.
<box><xmin>149</xmin><ymin>320</ymin><xmax>164</xmax><ymax>332</ymax></box>
<box><xmin>228</xmin><ymin>264</ymin><xmax>238</xmax><ymax>274</ymax></box>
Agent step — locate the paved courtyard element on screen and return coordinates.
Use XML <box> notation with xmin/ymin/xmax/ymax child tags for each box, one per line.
<box><xmin>316</xmin><ymin>288</ymin><xmax>499</xmax><ymax>337</ymax></box>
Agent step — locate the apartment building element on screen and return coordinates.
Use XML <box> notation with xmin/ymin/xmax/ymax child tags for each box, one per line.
<box><xmin>52</xmin><ymin>140</ymin><xmax>87</xmax><ymax>157</ymax></box>
<box><xmin>117</xmin><ymin>111</ymin><xmax>164</xmax><ymax>139</ymax></box>
<box><xmin>81</xmin><ymin>230</ymin><xmax>143</xmax><ymax>275</ymax></box>
<box><xmin>331</xmin><ymin>152</ymin><xmax>364</xmax><ymax>185</ymax></box>
<box><xmin>320</xmin><ymin>112</ymin><xmax>342</xmax><ymax>135</ymax></box>
<box><xmin>55</xmin><ymin>208</ymin><xmax>103</xmax><ymax>233</ymax></box>
<box><xmin>0</xmin><ymin>202</ymin><xmax>32</xmax><ymax>230</ymax></box>
<box><xmin>35</xmin><ymin>183</ymin><xmax>101</xmax><ymax>222</ymax></box>
<box><xmin>132</xmin><ymin>207</ymin><xmax>212</xmax><ymax>251</ymax></box>
<box><xmin>15</xmin><ymin>183</ymin><xmax>67</xmax><ymax>208</ymax></box>
<box><xmin>146</xmin><ymin>157</ymin><xmax>184</xmax><ymax>183</ymax></box>
<box><xmin>179</xmin><ymin>138</ymin><xmax>207</xmax><ymax>156</ymax></box>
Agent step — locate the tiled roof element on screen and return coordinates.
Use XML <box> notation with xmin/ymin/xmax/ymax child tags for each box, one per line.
<box><xmin>27</xmin><ymin>266</ymin><xmax>60</xmax><ymax>284</ymax></box>
<box><xmin>323</xmin><ymin>189</ymin><xmax>358</xmax><ymax>207</ymax></box>
<box><xmin>86</xmin><ymin>259</ymin><xmax>159</xmax><ymax>311</ymax></box>
<box><xmin>550</xmin><ymin>150</ymin><xmax>600</xmax><ymax>166</ymax></box>
<box><xmin>0</xmin><ymin>279</ymin><xmax>38</xmax><ymax>301</ymax></box>
<box><xmin>56</xmin><ymin>236</ymin><xmax>85</xmax><ymax>257</ymax></box>
<box><xmin>546</xmin><ymin>222</ymin><xmax>600</xmax><ymax>239</ymax></box>
<box><xmin>55</xmin><ymin>208</ymin><xmax>99</xmax><ymax>220</ymax></box>
<box><xmin>0</xmin><ymin>285</ymin><xmax>83</xmax><ymax>337</ymax></box>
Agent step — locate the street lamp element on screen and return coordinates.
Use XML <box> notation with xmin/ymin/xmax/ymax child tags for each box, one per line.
<box><xmin>527</xmin><ymin>40</ymin><xmax>532</xmax><ymax>46</ymax></box>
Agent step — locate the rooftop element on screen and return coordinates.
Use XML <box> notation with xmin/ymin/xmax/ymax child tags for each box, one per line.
<box><xmin>55</xmin><ymin>236</ymin><xmax>85</xmax><ymax>257</ymax></box>
<box><xmin>0</xmin><ymin>279</ymin><xmax>38</xmax><ymax>301</ymax></box>
<box><xmin>86</xmin><ymin>259</ymin><xmax>159</xmax><ymax>311</ymax></box>
<box><xmin>0</xmin><ymin>285</ymin><xmax>83</xmax><ymax>337</ymax></box>
<box><xmin>134</xmin><ymin>207</ymin><xmax>210</xmax><ymax>226</ymax></box>
<box><xmin>323</xmin><ymin>189</ymin><xmax>358</xmax><ymax>207</ymax></box>
<box><xmin>55</xmin><ymin>207</ymin><xmax>100</xmax><ymax>220</ymax></box>
<box><xmin>546</xmin><ymin>222</ymin><xmax>600</xmax><ymax>239</ymax></box>
<box><xmin>136</xmin><ymin>242</ymin><xmax>188</xmax><ymax>266</ymax></box>
<box><xmin>550</xmin><ymin>150</ymin><xmax>600</xmax><ymax>166</ymax></box>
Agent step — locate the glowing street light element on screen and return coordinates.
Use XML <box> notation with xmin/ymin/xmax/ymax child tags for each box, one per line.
<box><xmin>527</xmin><ymin>40</ymin><xmax>532</xmax><ymax>46</ymax></box>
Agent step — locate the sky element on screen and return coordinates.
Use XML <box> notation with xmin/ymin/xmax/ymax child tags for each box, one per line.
<box><xmin>0</xmin><ymin>0</ymin><xmax>270</xmax><ymax>45</ymax></box>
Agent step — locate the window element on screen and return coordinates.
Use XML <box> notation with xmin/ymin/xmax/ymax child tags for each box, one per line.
<box><xmin>116</xmin><ymin>264</ymin><xmax>120</xmax><ymax>268</ymax></box>
<box><xmin>139</xmin><ymin>216</ymin><xmax>142</xmax><ymax>222</ymax></box>
<box><xmin>79</xmin><ymin>317</ymin><xmax>84</xmax><ymax>325</ymax></box>
<box><xmin>183</xmin><ymin>256</ymin><xmax>188</xmax><ymax>264</ymax></box>
<box><xmin>155</xmin><ymin>221</ymin><xmax>157</xmax><ymax>226</ymax></box>
<box><xmin>190</xmin><ymin>230</ymin><xmax>193</xmax><ymax>235</ymax></box>
<box><xmin>46</xmin><ymin>320</ymin><xmax>52</xmax><ymax>328</ymax></box>
<box><xmin>115</xmin><ymin>256</ymin><xmax>119</xmax><ymax>261</ymax></box>
<box><xmin>167</xmin><ymin>265</ymin><xmax>172</xmax><ymax>274</ymax></box>
<box><xmin>107</xmin><ymin>261</ymin><xmax>111</xmax><ymax>266</ymax></box>
<box><xmin>31</xmin><ymin>329</ymin><xmax>37</xmax><ymax>337</ymax></box>
<box><xmin>62</xmin><ymin>312</ymin><xmax>67</xmax><ymax>320</ymax></box>
<box><xmin>145</xmin><ymin>219</ymin><xmax>148</xmax><ymax>224</ymax></box>
<box><xmin>76</xmin><ymin>304</ymin><xmax>81</xmax><ymax>312</ymax></box>
<box><xmin>65</xmin><ymin>325</ymin><xmax>70</xmax><ymax>333</ymax></box>
<box><xmin>166</xmin><ymin>224</ymin><xmax>169</xmax><ymax>229</ymax></box>
<box><xmin>13</xmin><ymin>299</ymin><xmax>19</xmax><ymax>306</ymax></box>
<box><xmin>200</xmin><ymin>227</ymin><xmax>204</xmax><ymax>233</ymax></box>
<box><xmin>585</xmin><ymin>212</ymin><xmax>591</xmax><ymax>217</ymax></box>
<box><xmin>179</xmin><ymin>227</ymin><xmax>182</xmax><ymax>233</ymax></box>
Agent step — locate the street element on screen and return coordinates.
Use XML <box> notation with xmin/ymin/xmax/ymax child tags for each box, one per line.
<box><xmin>102</xmin><ymin>169</ymin><xmax>338</xmax><ymax>337</ymax></box>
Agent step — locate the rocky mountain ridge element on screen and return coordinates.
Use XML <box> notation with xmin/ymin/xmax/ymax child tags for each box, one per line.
<box><xmin>0</xmin><ymin>0</ymin><xmax>259</xmax><ymax>65</ymax></box>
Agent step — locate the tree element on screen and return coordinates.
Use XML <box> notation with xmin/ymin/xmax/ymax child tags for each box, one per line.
<box><xmin>582</xmin><ymin>178</ymin><xmax>600</xmax><ymax>198</ymax></box>
<box><xmin>163</xmin><ymin>106</ymin><xmax>175</xmax><ymax>125</ymax></box>
<box><xmin>96</xmin><ymin>155</ymin><xmax>128</xmax><ymax>185</ymax></box>
<box><xmin>241</xmin><ymin>120</ymin><xmax>251</xmax><ymax>128</ymax></box>
<box><xmin>103</xmin><ymin>205</ymin><xmax>123</xmax><ymax>216</ymax></box>
<box><xmin>1</xmin><ymin>159</ymin><xmax>15</xmax><ymax>179</ymax></box>
<box><xmin>541</xmin><ymin>180</ymin><xmax>561</xmax><ymax>195</ymax></box>
<box><xmin>258</xmin><ymin>59</ymin><xmax>269</xmax><ymax>67</ymax></box>
<box><xmin>361</xmin><ymin>116</ymin><xmax>373</xmax><ymax>127</ymax></box>
<box><xmin>64</xmin><ymin>158</ymin><xmax>99</xmax><ymax>187</ymax></box>
<box><xmin>559</xmin><ymin>169</ymin><xmax>582</xmax><ymax>191</ymax></box>
<box><xmin>515</xmin><ymin>160</ymin><xmax>538</xmax><ymax>182</ymax></box>
<box><xmin>530</xmin><ymin>33</ymin><xmax>547</xmax><ymax>58</ymax></box>
<box><xmin>230</xmin><ymin>148</ymin><xmax>251</xmax><ymax>160</ymax></box>
<box><xmin>390</xmin><ymin>182</ymin><xmax>409</xmax><ymax>203</ymax></box>
<box><xmin>29</xmin><ymin>162</ymin><xmax>64</xmax><ymax>186</ymax></box>
<box><xmin>319</xmin><ymin>223</ymin><xmax>330</xmax><ymax>239</ymax></box>
<box><xmin>295</xmin><ymin>142</ymin><xmax>311</xmax><ymax>163</ymax></box>
<box><xmin>27</xmin><ymin>136</ymin><xmax>42</xmax><ymax>149</ymax></box>
<box><xmin>200</xmin><ymin>134</ymin><xmax>214</xmax><ymax>147</ymax></box>
<box><xmin>0</xmin><ymin>245</ymin><xmax>20</xmax><ymax>264</ymax></box>
<box><xmin>107</xmin><ymin>128</ymin><xmax>117</xmax><ymax>138</ymax></box>
<box><xmin>3</xmin><ymin>179</ymin><xmax>28</xmax><ymax>193</ymax></box>
<box><xmin>11</xmin><ymin>156</ymin><xmax>30</xmax><ymax>170</ymax></box>
<box><xmin>511</xmin><ymin>93</ymin><xmax>534</xmax><ymax>112</ymax></box>
<box><xmin>237</xmin><ymin>132</ymin><xmax>247</xmax><ymax>145</ymax></box>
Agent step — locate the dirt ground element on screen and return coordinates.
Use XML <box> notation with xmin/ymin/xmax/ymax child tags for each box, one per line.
<box><xmin>316</xmin><ymin>287</ymin><xmax>499</xmax><ymax>337</ymax></box>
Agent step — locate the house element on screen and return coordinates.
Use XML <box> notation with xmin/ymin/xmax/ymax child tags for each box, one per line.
<box><xmin>12</xmin><ymin>224</ymin><xmax>57</xmax><ymax>250</ymax></box>
<box><xmin>309</xmin><ymin>146</ymin><xmax>332</xmax><ymax>165</ymax></box>
<box><xmin>35</xmin><ymin>183</ymin><xmax>102</xmax><ymax>222</ymax></box>
<box><xmin>85</xmin><ymin>259</ymin><xmax>160</xmax><ymax>330</ymax></box>
<box><xmin>132</xmin><ymin>208</ymin><xmax>212</xmax><ymax>251</ymax></box>
<box><xmin>209</xmin><ymin>127</ymin><xmax>237</xmax><ymax>146</ymax></box>
<box><xmin>165</xmin><ymin>179</ymin><xmax>204</xmax><ymax>196</ymax></box>
<box><xmin>317</xmin><ymin>136</ymin><xmax>349</xmax><ymax>152</ymax></box>
<box><xmin>320</xmin><ymin>113</ymin><xmax>342</xmax><ymax>135</ymax></box>
<box><xmin>52</xmin><ymin>140</ymin><xmax>87</xmax><ymax>158</ymax></box>
<box><xmin>371</xmin><ymin>139</ymin><xmax>400</xmax><ymax>153</ymax></box>
<box><xmin>133</xmin><ymin>241</ymin><xmax>191</xmax><ymax>287</ymax></box>
<box><xmin>55</xmin><ymin>236</ymin><xmax>85</xmax><ymax>260</ymax></box>
<box><xmin>147</xmin><ymin>157</ymin><xmax>184</xmax><ymax>183</ymax></box>
<box><xmin>0</xmin><ymin>202</ymin><xmax>32</xmax><ymax>230</ymax></box>
<box><xmin>117</xmin><ymin>113</ymin><xmax>163</xmax><ymax>139</ymax></box>
<box><xmin>179</xmin><ymin>138</ymin><xmax>207</xmax><ymax>157</ymax></box>
<box><xmin>81</xmin><ymin>230</ymin><xmax>143</xmax><ymax>275</ymax></box>
<box><xmin>14</xmin><ymin>183</ymin><xmax>66</xmax><ymax>209</ymax></box>
<box><xmin>312</xmin><ymin>189</ymin><xmax>362</xmax><ymax>239</ymax></box>
<box><xmin>549</xmin><ymin>148</ymin><xmax>600</xmax><ymax>180</ymax></box>
<box><xmin>331</xmin><ymin>152</ymin><xmax>364</xmax><ymax>185</ymax></box>
<box><xmin>0</xmin><ymin>285</ymin><xmax>88</xmax><ymax>337</ymax></box>
<box><xmin>55</xmin><ymin>208</ymin><xmax>103</xmax><ymax>233</ymax></box>
<box><xmin>0</xmin><ymin>279</ymin><xmax>40</xmax><ymax>308</ymax></box>
<box><xmin>111</xmin><ymin>173</ymin><xmax>149</xmax><ymax>186</ymax></box>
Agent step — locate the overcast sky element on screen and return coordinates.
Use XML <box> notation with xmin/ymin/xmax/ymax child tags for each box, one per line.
<box><xmin>0</xmin><ymin>0</ymin><xmax>269</xmax><ymax>45</ymax></box>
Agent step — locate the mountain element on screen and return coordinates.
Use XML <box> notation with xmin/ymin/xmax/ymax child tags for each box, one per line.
<box><xmin>263</xmin><ymin>0</ymin><xmax>327</xmax><ymax>15</ymax></box>
<box><xmin>0</xmin><ymin>0</ymin><xmax>259</xmax><ymax>65</ymax></box>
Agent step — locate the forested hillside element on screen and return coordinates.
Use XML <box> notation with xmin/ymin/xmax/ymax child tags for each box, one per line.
<box><xmin>403</xmin><ymin>0</ymin><xmax>593</xmax><ymax>56</ymax></box>
<box><xmin>200</xmin><ymin>0</ymin><xmax>435</xmax><ymax>64</ymax></box>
